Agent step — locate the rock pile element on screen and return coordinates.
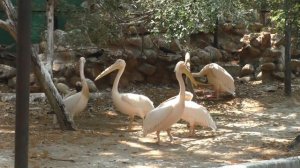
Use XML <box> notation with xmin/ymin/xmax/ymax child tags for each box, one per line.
<box><xmin>238</xmin><ymin>32</ymin><xmax>300</xmax><ymax>83</ymax></box>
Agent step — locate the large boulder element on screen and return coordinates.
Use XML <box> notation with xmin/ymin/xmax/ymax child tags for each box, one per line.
<box><xmin>221</xmin><ymin>63</ymin><xmax>241</xmax><ymax>77</ymax></box>
<box><xmin>143</xmin><ymin>49</ymin><xmax>158</xmax><ymax>63</ymax></box>
<box><xmin>190</xmin><ymin>49</ymin><xmax>212</xmax><ymax>65</ymax></box>
<box><xmin>204</xmin><ymin>46</ymin><xmax>223</xmax><ymax>62</ymax></box>
<box><xmin>0</xmin><ymin>64</ymin><xmax>16</xmax><ymax>81</ymax></box>
<box><xmin>291</xmin><ymin>59</ymin><xmax>300</xmax><ymax>76</ymax></box>
<box><xmin>143</xmin><ymin>35</ymin><xmax>154</xmax><ymax>49</ymax></box>
<box><xmin>125</xmin><ymin>36</ymin><xmax>143</xmax><ymax>48</ymax></box>
<box><xmin>259</xmin><ymin>32</ymin><xmax>271</xmax><ymax>49</ymax></box>
<box><xmin>239</xmin><ymin>45</ymin><xmax>261</xmax><ymax>65</ymax></box>
<box><xmin>240</xmin><ymin>64</ymin><xmax>255</xmax><ymax>77</ymax></box>
<box><xmin>138</xmin><ymin>63</ymin><xmax>157</xmax><ymax>76</ymax></box>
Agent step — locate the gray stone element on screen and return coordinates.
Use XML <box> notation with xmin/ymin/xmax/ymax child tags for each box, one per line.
<box><xmin>126</xmin><ymin>37</ymin><xmax>143</xmax><ymax>48</ymax></box>
<box><xmin>221</xmin><ymin>63</ymin><xmax>241</xmax><ymax>77</ymax></box>
<box><xmin>240</xmin><ymin>64</ymin><xmax>255</xmax><ymax>77</ymax></box>
<box><xmin>170</xmin><ymin>39</ymin><xmax>182</xmax><ymax>52</ymax></box>
<box><xmin>263</xmin><ymin>85</ymin><xmax>278</xmax><ymax>92</ymax></box>
<box><xmin>7</xmin><ymin>76</ymin><xmax>16</xmax><ymax>89</ymax></box>
<box><xmin>138</xmin><ymin>63</ymin><xmax>157</xmax><ymax>76</ymax></box>
<box><xmin>291</xmin><ymin>59</ymin><xmax>300</xmax><ymax>75</ymax></box>
<box><xmin>190</xmin><ymin>49</ymin><xmax>211</xmax><ymax>65</ymax></box>
<box><xmin>143</xmin><ymin>35</ymin><xmax>154</xmax><ymax>49</ymax></box>
<box><xmin>124</xmin><ymin>46</ymin><xmax>142</xmax><ymax>59</ymax></box>
<box><xmin>143</xmin><ymin>49</ymin><xmax>157</xmax><ymax>61</ymax></box>
<box><xmin>0</xmin><ymin>64</ymin><xmax>16</xmax><ymax>80</ymax></box>
<box><xmin>129</xmin><ymin>70</ymin><xmax>145</xmax><ymax>82</ymax></box>
<box><xmin>204</xmin><ymin>46</ymin><xmax>222</xmax><ymax>62</ymax></box>
<box><xmin>158</xmin><ymin>53</ymin><xmax>182</xmax><ymax>62</ymax></box>
<box><xmin>261</xmin><ymin>62</ymin><xmax>275</xmax><ymax>71</ymax></box>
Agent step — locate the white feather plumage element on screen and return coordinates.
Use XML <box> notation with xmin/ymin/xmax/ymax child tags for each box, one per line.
<box><xmin>193</xmin><ymin>63</ymin><xmax>235</xmax><ymax>98</ymax></box>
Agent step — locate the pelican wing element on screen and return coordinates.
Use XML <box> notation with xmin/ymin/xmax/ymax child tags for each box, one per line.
<box><xmin>182</xmin><ymin>101</ymin><xmax>217</xmax><ymax>130</ymax></box>
<box><xmin>143</xmin><ymin>105</ymin><xmax>174</xmax><ymax>136</ymax></box>
<box><xmin>121</xmin><ymin>93</ymin><xmax>154</xmax><ymax>111</ymax></box>
<box><xmin>158</xmin><ymin>91</ymin><xmax>193</xmax><ymax>108</ymax></box>
<box><xmin>158</xmin><ymin>96</ymin><xmax>178</xmax><ymax>108</ymax></box>
<box><xmin>63</xmin><ymin>92</ymin><xmax>82</xmax><ymax>113</ymax></box>
<box><xmin>209</xmin><ymin>65</ymin><xmax>235</xmax><ymax>95</ymax></box>
<box><xmin>63</xmin><ymin>90</ymin><xmax>77</xmax><ymax>99</ymax></box>
<box><xmin>195</xmin><ymin>63</ymin><xmax>235</xmax><ymax>95</ymax></box>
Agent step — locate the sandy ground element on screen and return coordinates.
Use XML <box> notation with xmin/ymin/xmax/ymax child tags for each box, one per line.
<box><xmin>1</xmin><ymin>79</ymin><xmax>300</xmax><ymax>168</ymax></box>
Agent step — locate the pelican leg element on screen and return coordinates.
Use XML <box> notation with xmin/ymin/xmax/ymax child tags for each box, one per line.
<box><xmin>192</xmin><ymin>125</ymin><xmax>196</xmax><ymax>136</ymax></box>
<box><xmin>189</xmin><ymin>124</ymin><xmax>195</xmax><ymax>137</ymax></box>
<box><xmin>53</xmin><ymin>114</ymin><xmax>57</xmax><ymax>125</ymax></box>
<box><xmin>214</xmin><ymin>85</ymin><xmax>221</xmax><ymax>100</ymax></box>
<box><xmin>205</xmin><ymin>87</ymin><xmax>220</xmax><ymax>100</ymax></box>
<box><xmin>128</xmin><ymin>116</ymin><xmax>134</xmax><ymax>131</ymax></box>
<box><xmin>156</xmin><ymin>131</ymin><xmax>161</xmax><ymax>144</ymax></box>
<box><xmin>166</xmin><ymin>129</ymin><xmax>173</xmax><ymax>142</ymax></box>
<box><xmin>215</xmin><ymin>89</ymin><xmax>220</xmax><ymax>100</ymax></box>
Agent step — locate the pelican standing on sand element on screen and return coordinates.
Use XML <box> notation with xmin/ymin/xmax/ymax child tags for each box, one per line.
<box><xmin>159</xmin><ymin>92</ymin><xmax>217</xmax><ymax>136</ymax></box>
<box><xmin>143</xmin><ymin>61</ymin><xmax>198</xmax><ymax>144</ymax></box>
<box><xmin>181</xmin><ymin>101</ymin><xmax>217</xmax><ymax>136</ymax></box>
<box><xmin>63</xmin><ymin>57</ymin><xmax>90</xmax><ymax>121</ymax></box>
<box><xmin>193</xmin><ymin>63</ymin><xmax>235</xmax><ymax>99</ymax></box>
<box><xmin>94</xmin><ymin>59</ymin><xmax>154</xmax><ymax>130</ymax></box>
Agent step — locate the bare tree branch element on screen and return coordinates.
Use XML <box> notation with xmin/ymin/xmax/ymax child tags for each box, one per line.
<box><xmin>0</xmin><ymin>0</ymin><xmax>75</xmax><ymax>130</ymax></box>
<box><xmin>45</xmin><ymin>0</ymin><xmax>55</xmax><ymax>77</ymax></box>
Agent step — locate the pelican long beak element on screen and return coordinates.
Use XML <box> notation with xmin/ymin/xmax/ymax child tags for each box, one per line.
<box><xmin>94</xmin><ymin>64</ymin><xmax>118</xmax><ymax>81</ymax></box>
<box><xmin>192</xmin><ymin>72</ymin><xmax>202</xmax><ymax>78</ymax></box>
<box><xmin>182</xmin><ymin>67</ymin><xmax>200</xmax><ymax>87</ymax></box>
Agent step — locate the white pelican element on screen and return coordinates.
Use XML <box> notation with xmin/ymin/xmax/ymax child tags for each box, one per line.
<box><xmin>192</xmin><ymin>63</ymin><xmax>235</xmax><ymax>99</ymax></box>
<box><xmin>181</xmin><ymin>101</ymin><xmax>217</xmax><ymax>136</ymax></box>
<box><xmin>143</xmin><ymin>61</ymin><xmax>198</xmax><ymax>144</ymax></box>
<box><xmin>94</xmin><ymin>59</ymin><xmax>154</xmax><ymax>130</ymax></box>
<box><xmin>63</xmin><ymin>57</ymin><xmax>90</xmax><ymax>121</ymax></box>
<box><xmin>159</xmin><ymin>92</ymin><xmax>217</xmax><ymax>136</ymax></box>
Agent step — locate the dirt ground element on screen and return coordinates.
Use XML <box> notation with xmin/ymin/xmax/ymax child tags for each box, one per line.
<box><xmin>1</xmin><ymin>79</ymin><xmax>300</xmax><ymax>168</ymax></box>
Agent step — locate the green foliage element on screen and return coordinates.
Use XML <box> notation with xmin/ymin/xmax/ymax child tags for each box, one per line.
<box><xmin>54</xmin><ymin>0</ymin><xmax>300</xmax><ymax>46</ymax></box>
<box><xmin>56</xmin><ymin>0</ymin><xmax>131</xmax><ymax>47</ymax></box>
<box><xmin>140</xmin><ymin>0</ymin><xmax>256</xmax><ymax>41</ymax></box>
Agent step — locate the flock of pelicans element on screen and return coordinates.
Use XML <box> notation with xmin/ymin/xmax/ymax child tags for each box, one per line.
<box><xmin>61</xmin><ymin>56</ymin><xmax>236</xmax><ymax>144</ymax></box>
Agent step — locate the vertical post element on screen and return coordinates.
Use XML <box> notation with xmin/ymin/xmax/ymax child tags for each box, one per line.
<box><xmin>284</xmin><ymin>0</ymin><xmax>291</xmax><ymax>96</ymax></box>
<box><xmin>15</xmin><ymin>0</ymin><xmax>31</xmax><ymax>167</ymax></box>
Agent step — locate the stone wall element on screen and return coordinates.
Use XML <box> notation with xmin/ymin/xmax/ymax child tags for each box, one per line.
<box><xmin>1</xmin><ymin>22</ymin><xmax>300</xmax><ymax>93</ymax></box>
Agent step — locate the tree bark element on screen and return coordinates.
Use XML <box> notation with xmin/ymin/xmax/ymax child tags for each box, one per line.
<box><xmin>284</xmin><ymin>0</ymin><xmax>292</xmax><ymax>96</ymax></box>
<box><xmin>0</xmin><ymin>0</ymin><xmax>17</xmax><ymax>39</ymax></box>
<box><xmin>0</xmin><ymin>0</ymin><xmax>75</xmax><ymax>130</ymax></box>
<box><xmin>213</xmin><ymin>17</ymin><xmax>219</xmax><ymax>48</ymax></box>
<box><xmin>45</xmin><ymin>0</ymin><xmax>54</xmax><ymax>77</ymax></box>
<box><xmin>31</xmin><ymin>46</ymin><xmax>75</xmax><ymax>130</ymax></box>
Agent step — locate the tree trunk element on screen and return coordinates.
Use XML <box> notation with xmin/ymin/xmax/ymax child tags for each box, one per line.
<box><xmin>284</xmin><ymin>0</ymin><xmax>292</xmax><ymax>96</ymax></box>
<box><xmin>213</xmin><ymin>17</ymin><xmax>219</xmax><ymax>48</ymax></box>
<box><xmin>31</xmin><ymin>46</ymin><xmax>75</xmax><ymax>130</ymax></box>
<box><xmin>0</xmin><ymin>0</ymin><xmax>75</xmax><ymax>130</ymax></box>
<box><xmin>45</xmin><ymin>0</ymin><xmax>55</xmax><ymax>77</ymax></box>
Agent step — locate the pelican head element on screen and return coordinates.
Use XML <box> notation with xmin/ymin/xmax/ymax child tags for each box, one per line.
<box><xmin>80</xmin><ymin>57</ymin><xmax>86</xmax><ymax>64</ymax></box>
<box><xmin>94</xmin><ymin>59</ymin><xmax>126</xmax><ymax>81</ymax></box>
<box><xmin>175</xmin><ymin>61</ymin><xmax>198</xmax><ymax>87</ymax></box>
